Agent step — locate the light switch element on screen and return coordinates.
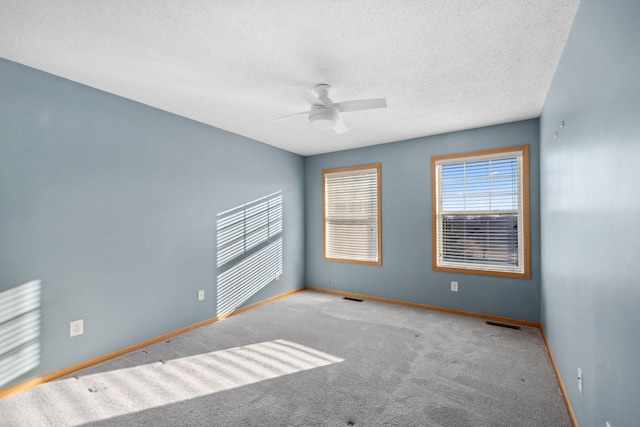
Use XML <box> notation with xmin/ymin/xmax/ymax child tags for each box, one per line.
<box><xmin>70</xmin><ymin>319</ymin><xmax>84</xmax><ymax>337</ymax></box>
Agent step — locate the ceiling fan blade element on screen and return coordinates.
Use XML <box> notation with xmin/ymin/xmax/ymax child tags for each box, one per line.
<box><xmin>270</xmin><ymin>111</ymin><xmax>307</xmax><ymax>123</ymax></box>
<box><xmin>333</xmin><ymin>118</ymin><xmax>348</xmax><ymax>134</ymax></box>
<box><xmin>288</xmin><ymin>85</ymin><xmax>325</xmax><ymax>106</ymax></box>
<box><xmin>335</xmin><ymin>98</ymin><xmax>387</xmax><ymax>113</ymax></box>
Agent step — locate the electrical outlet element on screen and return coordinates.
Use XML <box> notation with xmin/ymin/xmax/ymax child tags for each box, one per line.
<box><xmin>577</xmin><ymin>367</ymin><xmax>583</xmax><ymax>394</ymax></box>
<box><xmin>70</xmin><ymin>319</ymin><xmax>84</xmax><ymax>337</ymax></box>
<box><xmin>198</xmin><ymin>289</ymin><xmax>205</xmax><ymax>301</ymax></box>
<box><xmin>451</xmin><ymin>281</ymin><xmax>458</xmax><ymax>292</ymax></box>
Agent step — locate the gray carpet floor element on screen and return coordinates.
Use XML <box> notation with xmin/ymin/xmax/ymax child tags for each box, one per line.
<box><xmin>0</xmin><ymin>290</ymin><xmax>571</xmax><ymax>426</ymax></box>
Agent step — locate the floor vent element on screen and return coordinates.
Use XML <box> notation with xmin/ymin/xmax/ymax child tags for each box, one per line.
<box><xmin>342</xmin><ymin>297</ymin><xmax>363</xmax><ymax>302</ymax></box>
<box><xmin>486</xmin><ymin>320</ymin><xmax>522</xmax><ymax>330</ymax></box>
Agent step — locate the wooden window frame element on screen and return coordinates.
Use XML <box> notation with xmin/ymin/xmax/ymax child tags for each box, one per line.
<box><xmin>431</xmin><ymin>145</ymin><xmax>530</xmax><ymax>279</ymax></box>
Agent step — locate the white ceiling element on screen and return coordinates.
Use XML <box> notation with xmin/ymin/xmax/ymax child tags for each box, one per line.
<box><xmin>0</xmin><ymin>1</ymin><xmax>579</xmax><ymax>156</ymax></box>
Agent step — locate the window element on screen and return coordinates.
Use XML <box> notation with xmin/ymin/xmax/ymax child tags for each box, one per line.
<box><xmin>432</xmin><ymin>145</ymin><xmax>530</xmax><ymax>278</ymax></box>
<box><xmin>323</xmin><ymin>164</ymin><xmax>381</xmax><ymax>265</ymax></box>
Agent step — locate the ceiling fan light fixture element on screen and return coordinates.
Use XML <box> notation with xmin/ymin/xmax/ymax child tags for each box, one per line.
<box><xmin>309</xmin><ymin>106</ymin><xmax>339</xmax><ymax>129</ymax></box>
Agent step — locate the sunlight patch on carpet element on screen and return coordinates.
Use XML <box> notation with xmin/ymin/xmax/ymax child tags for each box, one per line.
<box><xmin>0</xmin><ymin>340</ymin><xmax>342</xmax><ymax>426</ymax></box>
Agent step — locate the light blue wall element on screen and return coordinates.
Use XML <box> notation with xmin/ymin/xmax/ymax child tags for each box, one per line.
<box><xmin>305</xmin><ymin>119</ymin><xmax>541</xmax><ymax>322</ymax></box>
<box><xmin>540</xmin><ymin>1</ymin><xmax>640</xmax><ymax>426</ymax></box>
<box><xmin>0</xmin><ymin>58</ymin><xmax>305</xmax><ymax>388</ymax></box>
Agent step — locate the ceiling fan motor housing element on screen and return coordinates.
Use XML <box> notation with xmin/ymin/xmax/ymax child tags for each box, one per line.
<box><xmin>309</xmin><ymin>105</ymin><xmax>339</xmax><ymax>129</ymax></box>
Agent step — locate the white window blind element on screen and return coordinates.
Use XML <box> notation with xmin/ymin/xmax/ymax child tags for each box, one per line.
<box><xmin>323</xmin><ymin>165</ymin><xmax>380</xmax><ymax>264</ymax></box>
<box><xmin>434</xmin><ymin>148</ymin><xmax>527</xmax><ymax>276</ymax></box>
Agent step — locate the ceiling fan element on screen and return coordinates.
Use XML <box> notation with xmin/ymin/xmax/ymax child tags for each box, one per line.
<box><xmin>271</xmin><ymin>84</ymin><xmax>387</xmax><ymax>134</ymax></box>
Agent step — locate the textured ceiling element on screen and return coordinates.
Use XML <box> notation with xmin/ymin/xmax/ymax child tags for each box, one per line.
<box><xmin>0</xmin><ymin>1</ymin><xmax>579</xmax><ymax>156</ymax></box>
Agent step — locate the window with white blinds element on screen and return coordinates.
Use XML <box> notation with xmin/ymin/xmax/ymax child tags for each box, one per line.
<box><xmin>323</xmin><ymin>164</ymin><xmax>381</xmax><ymax>265</ymax></box>
<box><xmin>432</xmin><ymin>145</ymin><xmax>530</xmax><ymax>278</ymax></box>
